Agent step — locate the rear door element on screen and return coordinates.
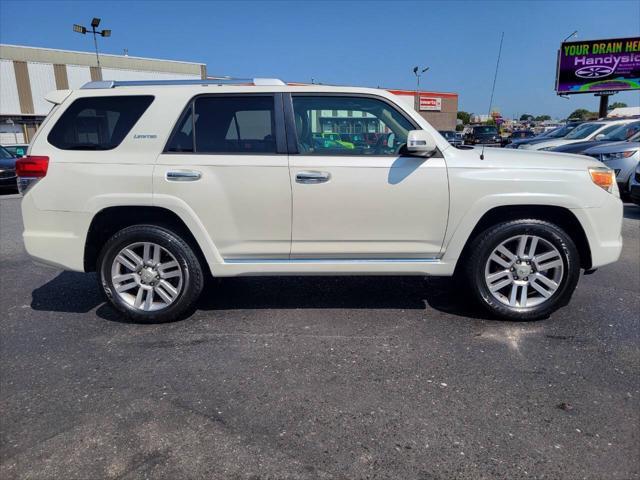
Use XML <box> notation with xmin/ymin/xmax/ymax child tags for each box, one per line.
<box><xmin>154</xmin><ymin>94</ymin><xmax>292</xmax><ymax>260</ymax></box>
<box><xmin>287</xmin><ymin>94</ymin><xmax>449</xmax><ymax>259</ymax></box>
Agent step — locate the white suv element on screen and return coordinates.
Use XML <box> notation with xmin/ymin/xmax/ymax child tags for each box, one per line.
<box><xmin>17</xmin><ymin>78</ymin><xmax>623</xmax><ymax>323</ymax></box>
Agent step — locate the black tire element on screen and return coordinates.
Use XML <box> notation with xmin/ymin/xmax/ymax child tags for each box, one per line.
<box><xmin>97</xmin><ymin>225</ymin><xmax>204</xmax><ymax>323</ymax></box>
<box><xmin>466</xmin><ymin>219</ymin><xmax>580</xmax><ymax>321</ymax></box>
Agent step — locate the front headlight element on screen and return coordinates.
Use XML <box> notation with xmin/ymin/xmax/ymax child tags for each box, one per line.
<box><xmin>589</xmin><ymin>167</ymin><xmax>616</xmax><ymax>194</ymax></box>
<box><xmin>601</xmin><ymin>150</ymin><xmax>636</xmax><ymax>161</ymax></box>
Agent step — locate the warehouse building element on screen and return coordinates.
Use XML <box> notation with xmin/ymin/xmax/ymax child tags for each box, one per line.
<box><xmin>0</xmin><ymin>44</ymin><xmax>206</xmax><ymax>144</ymax></box>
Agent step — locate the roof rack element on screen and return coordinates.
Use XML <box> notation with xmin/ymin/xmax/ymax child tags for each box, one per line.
<box><xmin>81</xmin><ymin>78</ymin><xmax>286</xmax><ymax>89</ymax></box>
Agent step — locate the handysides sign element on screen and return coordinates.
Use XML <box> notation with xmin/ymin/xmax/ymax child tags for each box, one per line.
<box><xmin>419</xmin><ymin>96</ymin><xmax>442</xmax><ymax>111</ymax></box>
<box><xmin>556</xmin><ymin>36</ymin><xmax>640</xmax><ymax>94</ymax></box>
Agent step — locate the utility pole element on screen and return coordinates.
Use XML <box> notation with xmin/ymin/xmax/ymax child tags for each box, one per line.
<box><xmin>412</xmin><ymin>66</ymin><xmax>429</xmax><ymax>111</ymax></box>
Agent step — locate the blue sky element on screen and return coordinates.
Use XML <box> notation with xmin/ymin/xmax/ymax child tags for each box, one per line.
<box><xmin>0</xmin><ymin>0</ymin><xmax>638</xmax><ymax>118</ymax></box>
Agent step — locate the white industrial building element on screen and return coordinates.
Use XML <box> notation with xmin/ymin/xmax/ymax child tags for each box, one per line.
<box><xmin>0</xmin><ymin>44</ymin><xmax>206</xmax><ymax>144</ymax></box>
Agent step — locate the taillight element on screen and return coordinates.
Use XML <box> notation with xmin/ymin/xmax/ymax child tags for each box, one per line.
<box><xmin>16</xmin><ymin>156</ymin><xmax>49</xmax><ymax>194</ymax></box>
<box><xmin>16</xmin><ymin>156</ymin><xmax>49</xmax><ymax>177</ymax></box>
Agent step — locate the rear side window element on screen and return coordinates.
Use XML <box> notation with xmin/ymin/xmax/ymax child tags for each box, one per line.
<box><xmin>166</xmin><ymin>95</ymin><xmax>276</xmax><ymax>154</ymax></box>
<box><xmin>48</xmin><ymin>96</ymin><xmax>153</xmax><ymax>150</ymax></box>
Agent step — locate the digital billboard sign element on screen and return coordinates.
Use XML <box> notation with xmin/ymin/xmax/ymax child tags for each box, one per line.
<box><xmin>556</xmin><ymin>36</ymin><xmax>640</xmax><ymax>94</ymax></box>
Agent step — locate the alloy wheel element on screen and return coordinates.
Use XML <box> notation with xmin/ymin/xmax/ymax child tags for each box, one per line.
<box><xmin>484</xmin><ymin>234</ymin><xmax>564</xmax><ymax>308</ymax></box>
<box><xmin>110</xmin><ymin>242</ymin><xmax>184</xmax><ymax>311</ymax></box>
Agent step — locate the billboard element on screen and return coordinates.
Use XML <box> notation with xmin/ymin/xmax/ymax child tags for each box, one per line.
<box><xmin>556</xmin><ymin>36</ymin><xmax>640</xmax><ymax>94</ymax></box>
<box><xmin>419</xmin><ymin>96</ymin><xmax>442</xmax><ymax>111</ymax></box>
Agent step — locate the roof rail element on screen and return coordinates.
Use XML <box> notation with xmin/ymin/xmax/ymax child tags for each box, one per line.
<box><xmin>80</xmin><ymin>78</ymin><xmax>286</xmax><ymax>89</ymax></box>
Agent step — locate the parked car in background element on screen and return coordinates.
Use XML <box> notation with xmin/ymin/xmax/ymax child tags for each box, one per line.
<box><xmin>0</xmin><ymin>145</ymin><xmax>18</xmax><ymax>192</ymax></box>
<box><xmin>464</xmin><ymin>125</ymin><xmax>501</xmax><ymax>147</ymax></box>
<box><xmin>629</xmin><ymin>163</ymin><xmax>640</xmax><ymax>205</ymax></box>
<box><xmin>502</xmin><ymin>130</ymin><xmax>535</xmax><ymax>147</ymax></box>
<box><xmin>2</xmin><ymin>144</ymin><xmax>29</xmax><ymax>157</ymax></box>
<box><xmin>506</xmin><ymin>122</ymin><xmax>584</xmax><ymax>149</ymax></box>
<box><xmin>583</xmin><ymin>132</ymin><xmax>640</xmax><ymax>197</ymax></box>
<box><xmin>550</xmin><ymin>121</ymin><xmax>640</xmax><ymax>155</ymax></box>
<box><xmin>438</xmin><ymin>130</ymin><xmax>463</xmax><ymax>147</ymax></box>
<box><xmin>523</xmin><ymin>119</ymin><xmax>635</xmax><ymax>151</ymax></box>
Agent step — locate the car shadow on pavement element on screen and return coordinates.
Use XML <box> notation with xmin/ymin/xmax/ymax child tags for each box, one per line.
<box><xmin>31</xmin><ymin>271</ymin><xmax>102</xmax><ymax>313</ymax></box>
<box><xmin>623</xmin><ymin>204</ymin><xmax>639</xmax><ymax>220</ymax></box>
<box><xmin>30</xmin><ymin>272</ymin><xmax>494</xmax><ymax>322</ymax></box>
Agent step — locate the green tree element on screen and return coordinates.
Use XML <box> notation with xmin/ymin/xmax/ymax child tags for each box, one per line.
<box><xmin>608</xmin><ymin>102</ymin><xmax>628</xmax><ymax>110</ymax></box>
<box><xmin>457</xmin><ymin>111</ymin><xmax>471</xmax><ymax>125</ymax></box>
<box><xmin>485</xmin><ymin>118</ymin><xmax>496</xmax><ymax>126</ymax></box>
<box><xmin>568</xmin><ymin>108</ymin><xmax>591</xmax><ymax>120</ymax></box>
<box><xmin>519</xmin><ymin>114</ymin><xmax>534</xmax><ymax>121</ymax></box>
<box><xmin>535</xmin><ymin>115</ymin><xmax>551</xmax><ymax>121</ymax></box>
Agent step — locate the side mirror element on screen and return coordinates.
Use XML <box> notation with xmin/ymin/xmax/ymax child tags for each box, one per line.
<box><xmin>595</xmin><ymin>133</ymin><xmax>606</xmax><ymax>141</ymax></box>
<box><xmin>406</xmin><ymin>130</ymin><xmax>437</xmax><ymax>156</ymax></box>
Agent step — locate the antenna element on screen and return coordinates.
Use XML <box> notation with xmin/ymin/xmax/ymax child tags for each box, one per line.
<box><xmin>481</xmin><ymin>32</ymin><xmax>504</xmax><ymax>160</ymax></box>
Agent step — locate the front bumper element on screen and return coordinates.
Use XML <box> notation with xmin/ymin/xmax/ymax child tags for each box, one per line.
<box><xmin>571</xmin><ymin>192</ymin><xmax>623</xmax><ymax>269</ymax></box>
<box><xmin>630</xmin><ymin>184</ymin><xmax>640</xmax><ymax>205</ymax></box>
<box><xmin>0</xmin><ymin>169</ymin><xmax>17</xmax><ymax>189</ymax></box>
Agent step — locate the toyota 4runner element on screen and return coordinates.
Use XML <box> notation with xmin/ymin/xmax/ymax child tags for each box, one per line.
<box><xmin>17</xmin><ymin>78</ymin><xmax>623</xmax><ymax>323</ymax></box>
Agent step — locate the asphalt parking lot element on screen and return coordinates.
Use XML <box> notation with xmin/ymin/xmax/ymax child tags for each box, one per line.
<box><xmin>0</xmin><ymin>193</ymin><xmax>638</xmax><ymax>480</ymax></box>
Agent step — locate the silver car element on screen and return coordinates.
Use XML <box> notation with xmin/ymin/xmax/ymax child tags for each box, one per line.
<box><xmin>629</xmin><ymin>163</ymin><xmax>640</xmax><ymax>206</ymax></box>
<box><xmin>583</xmin><ymin>131</ymin><xmax>640</xmax><ymax>196</ymax></box>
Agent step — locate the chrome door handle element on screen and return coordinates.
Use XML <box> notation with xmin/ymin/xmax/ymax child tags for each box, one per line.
<box><xmin>296</xmin><ymin>171</ymin><xmax>331</xmax><ymax>184</ymax></box>
<box><xmin>166</xmin><ymin>170</ymin><xmax>201</xmax><ymax>182</ymax></box>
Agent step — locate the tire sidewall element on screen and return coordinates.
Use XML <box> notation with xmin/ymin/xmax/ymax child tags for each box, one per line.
<box><xmin>98</xmin><ymin>225</ymin><xmax>202</xmax><ymax>323</ymax></box>
<box><xmin>470</xmin><ymin>221</ymin><xmax>580</xmax><ymax>320</ymax></box>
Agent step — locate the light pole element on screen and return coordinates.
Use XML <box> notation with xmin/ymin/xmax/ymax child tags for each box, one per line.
<box><xmin>73</xmin><ymin>18</ymin><xmax>111</xmax><ymax>67</ymax></box>
<box><xmin>563</xmin><ymin>30</ymin><xmax>578</xmax><ymax>43</ymax></box>
<box><xmin>412</xmin><ymin>66</ymin><xmax>429</xmax><ymax>111</ymax></box>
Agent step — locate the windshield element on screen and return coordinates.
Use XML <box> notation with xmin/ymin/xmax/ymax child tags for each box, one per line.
<box><xmin>604</xmin><ymin>121</ymin><xmax>640</xmax><ymax>141</ymax></box>
<box><xmin>629</xmin><ymin>131</ymin><xmax>640</xmax><ymax>142</ymax></box>
<box><xmin>546</xmin><ymin>124</ymin><xmax>579</xmax><ymax>138</ymax></box>
<box><xmin>439</xmin><ymin>131</ymin><xmax>455</xmax><ymax>139</ymax></box>
<box><xmin>473</xmin><ymin>126</ymin><xmax>497</xmax><ymax>135</ymax></box>
<box><xmin>564</xmin><ymin>123</ymin><xmax>603</xmax><ymax>140</ymax></box>
<box><xmin>0</xmin><ymin>146</ymin><xmax>14</xmax><ymax>159</ymax></box>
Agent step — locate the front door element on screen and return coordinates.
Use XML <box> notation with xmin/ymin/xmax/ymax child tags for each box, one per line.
<box><xmin>288</xmin><ymin>94</ymin><xmax>449</xmax><ymax>259</ymax></box>
<box><xmin>155</xmin><ymin>94</ymin><xmax>291</xmax><ymax>260</ymax></box>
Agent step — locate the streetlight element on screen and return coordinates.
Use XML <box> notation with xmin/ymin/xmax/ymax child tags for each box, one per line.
<box><xmin>73</xmin><ymin>17</ymin><xmax>111</xmax><ymax>67</ymax></box>
<box><xmin>413</xmin><ymin>66</ymin><xmax>429</xmax><ymax>111</ymax></box>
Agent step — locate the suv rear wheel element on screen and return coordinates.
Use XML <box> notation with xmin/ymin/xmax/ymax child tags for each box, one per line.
<box><xmin>98</xmin><ymin>225</ymin><xmax>204</xmax><ymax>323</ymax></box>
<box><xmin>466</xmin><ymin>219</ymin><xmax>580</xmax><ymax>320</ymax></box>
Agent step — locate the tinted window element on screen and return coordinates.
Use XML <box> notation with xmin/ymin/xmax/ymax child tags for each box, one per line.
<box><xmin>48</xmin><ymin>96</ymin><xmax>153</xmax><ymax>150</ymax></box>
<box><xmin>292</xmin><ymin>96</ymin><xmax>415</xmax><ymax>156</ymax></box>
<box><xmin>193</xmin><ymin>96</ymin><xmax>276</xmax><ymax>154</ymax></box>
<box><xmin>473</xmin><ymin>126</ymin><xmax>498</xmax><ymax>135</ymax></box>
<box><xmin>165</xmin><ymin>107</ymin><xmax>195</xmax><ymax>153</ymax></box>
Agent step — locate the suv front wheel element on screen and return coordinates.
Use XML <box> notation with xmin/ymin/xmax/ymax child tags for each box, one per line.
<box><xmin>98</xmin><ymin>225</ymin><xmax>204</xmax><ymax>323</ymax></box>
<box><xmin>466</xmin><ymin>219</ymin><xmax>580</xmax><ymax>321</ymax></box>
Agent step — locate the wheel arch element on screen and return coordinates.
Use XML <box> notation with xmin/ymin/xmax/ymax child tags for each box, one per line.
<box><xmin>84</xmin><ymin>205</ymin><xmax>214</xmax><ymax>276</ymax></box>
<box><xmin>452</xmin><ymin>205</ymin><xmax>592</xmax><ymax>274</ymax></box>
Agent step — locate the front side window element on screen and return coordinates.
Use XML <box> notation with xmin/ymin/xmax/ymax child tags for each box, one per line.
<box><xmin>48</xmin><ymin>96</ymin><xmax>153</xmax><ymax>150</ymax></box>
<box><xmin>292</xmin><ymin>96</ymin><xmax>415</xmax><ymax>156</ymax></box>
<box><xmin>193</xmin><ymin>96</ymin><xmax>276</xmax><ymax>154</ymax></box>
